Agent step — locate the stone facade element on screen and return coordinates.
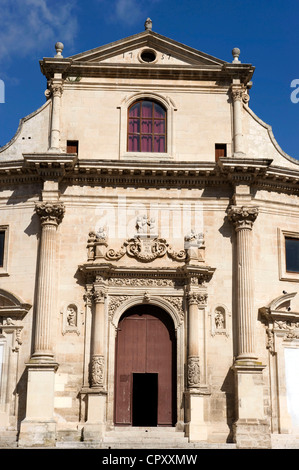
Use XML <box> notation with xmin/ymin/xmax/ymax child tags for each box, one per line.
<box><xmin>1</xmin><ymin>21</ymin><xmax>299</xmax><ymax>449</ymax></box>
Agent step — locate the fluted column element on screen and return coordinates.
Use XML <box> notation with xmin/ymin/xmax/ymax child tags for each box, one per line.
<box><xmin>228</xmin><ymin>206</ymin><xmax>259</xmax><ymax>361</ymax></box>
<box><xmin>32</xmin><ymin>202</ymin><xmax>65</xmax><ymax>361</ymax></box>
<box><xmin>90</xmin><ymin>288</ymin><xmax>106</xmax><ymax>388</ymax></box>
<box><xmin>49</xmin><ymin>78</ymin><xmax>63</xmax><ymax>151</ymax></box>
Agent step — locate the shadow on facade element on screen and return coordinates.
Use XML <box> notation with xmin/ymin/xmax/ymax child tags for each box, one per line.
<box><xmin>221</xmin><ymin>367</ymin><xmax>235</xmax><ymax>443</ymax></box>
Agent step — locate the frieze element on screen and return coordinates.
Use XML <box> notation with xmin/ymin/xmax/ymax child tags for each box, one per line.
<box><xmin>107</xmin><ymin>277</ymin><xmax>184</xmax><ymax>287</ymax></box>
<box><xmin>274</xmin><ymin>319</ymin><xmax>299</xmax><ymax>340</ymax></box>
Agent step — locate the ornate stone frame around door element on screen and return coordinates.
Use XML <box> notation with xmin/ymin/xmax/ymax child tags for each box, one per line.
<box><xmin>79</xmin><ymin>230</ymin><xmax>215</xmax><ymax>440</ymax></box>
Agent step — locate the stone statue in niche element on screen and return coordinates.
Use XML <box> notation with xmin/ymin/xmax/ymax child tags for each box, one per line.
<box><xmin>215</xmin><ymin>308</ymin><xmax>225</xmax><ymax>329</ymax></box>
<box><xmin>211</xmin><ymin>306</ymin><xmax>229</xmax><ymax>336</ymax></box>
<box><xmin>66</xmin><ymin>304</ymin><xmax>77</xmax><ymax>327</ymax></box>
<box><xmin>61</xmin><ymin>303</ymin><xmax>81</xmax><ymax>335</ymax></box>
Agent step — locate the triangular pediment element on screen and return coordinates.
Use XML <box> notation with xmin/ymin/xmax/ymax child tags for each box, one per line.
<box><xmin>68</xmin><ymin>30</ymin><xmax>227</xmax><ymax>67</ymax></box>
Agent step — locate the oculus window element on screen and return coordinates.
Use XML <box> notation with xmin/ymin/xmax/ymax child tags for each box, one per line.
<box><xmin>128</xmin><ymin>100</ymin><xmax>166</xmax><ymax>153</ymax></box>
<box><xmin>285</xmin><ymin>237</ymin><xmax>299</xmax><ymax>273</ymax></box>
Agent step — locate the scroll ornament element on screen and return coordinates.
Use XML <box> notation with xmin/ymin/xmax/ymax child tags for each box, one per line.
<box><xmin>106</xmin><ymin>236</ymin><xmax>187</xmax><ymax>263</ymax></box>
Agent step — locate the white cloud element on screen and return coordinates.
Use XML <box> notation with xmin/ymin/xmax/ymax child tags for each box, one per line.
<box><xmin>96</xmin><ymin>0</ymin><xmax>160</xmax><ymax>26</ymax></box>
<box><xmin>0</xmin><ymin>0</ymin><xmax>78</xmax><ymax>63</ymax></box>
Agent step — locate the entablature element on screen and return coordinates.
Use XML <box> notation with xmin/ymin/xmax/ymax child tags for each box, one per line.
<box><xmin>0</xmin><ymin>157</ymin><xmax>299</xmax><ymax>195</ymax></box>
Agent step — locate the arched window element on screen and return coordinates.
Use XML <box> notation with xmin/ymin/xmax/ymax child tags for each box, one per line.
<box><xmin>128</xmin><ymin>100</ymin><xmax>166</xmax><ymax>153</ymax></box>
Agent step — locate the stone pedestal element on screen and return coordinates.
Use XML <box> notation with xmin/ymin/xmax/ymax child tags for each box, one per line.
<box><xmin>18</xmin><ymin>363</ymin><xmax>58</xmax><ymax>447</ymax></box>
<box><xmin>83</xmin><ymin>391</ymin><xmax>107</xmax><ymax>441</ymax></box>
<box><xmin>232</xmin><ymin>362</ymin><xmax>271</xmax><ymax>448</ymax></box>
<box><xmin>185</xmin><ymin>392</ymin><xmax>208</xmax><ymax>441</ymax></box>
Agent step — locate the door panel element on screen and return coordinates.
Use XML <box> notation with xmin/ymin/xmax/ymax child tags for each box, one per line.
<box><xmin>115</xmin><ymin>306</ymin><xmax>176</xmax><ymax>426</ymax></box>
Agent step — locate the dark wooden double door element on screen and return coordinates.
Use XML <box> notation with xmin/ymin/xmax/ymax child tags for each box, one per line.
<box><xmin>115</xmin><ymin>305</ymin><xmax>176</xmax><ymax>426</ymax></box>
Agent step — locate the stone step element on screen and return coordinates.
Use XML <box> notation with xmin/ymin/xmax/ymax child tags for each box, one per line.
<box><xmin>55</xmin><ymin>440</ymin><xmax>237</xmax><ymax>449</ymax></box>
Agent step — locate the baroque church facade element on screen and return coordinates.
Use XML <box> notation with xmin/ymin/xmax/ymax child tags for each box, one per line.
<box><xmin>1</xmin><ymin>19</ymin><xmax>299</xmax><ymax>449</ymax></box>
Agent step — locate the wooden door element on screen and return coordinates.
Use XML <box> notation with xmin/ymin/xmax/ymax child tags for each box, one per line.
<box><xmin>115</xmin><ymin>305</ymin><xmax>176</xmax><ymax>426</ymax></box>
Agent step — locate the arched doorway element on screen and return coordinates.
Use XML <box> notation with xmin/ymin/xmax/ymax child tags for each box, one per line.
<box><xmin>114</xmin><ymin>304</ymin><xmax>176</xmax><ymax>426</ymax></box>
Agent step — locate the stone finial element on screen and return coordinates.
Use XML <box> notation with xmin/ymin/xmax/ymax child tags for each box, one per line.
<box><xmin>144</xmin><ymin>18</ymin><xmax>152</xmax><ymax>30</ymax></box>
<box><xmin>232</xmin><ymin>47</ymin><xmax>241</xmax><ymax>64</ymax></box>
<box><xmin>55</xmin><ymin>41</ymin><xmax>64</xmax><ymax>58</ymax></box>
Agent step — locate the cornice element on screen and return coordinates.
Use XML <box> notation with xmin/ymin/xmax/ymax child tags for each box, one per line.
<box><xmin>0</xmin><ymin>157</ymin><xmax>299</xmax><ymax>194</ymax></box>
<box><xmin>40</xmin><ymin>59</ymin><xmax>254</xmax><ymax>84</ymax></box>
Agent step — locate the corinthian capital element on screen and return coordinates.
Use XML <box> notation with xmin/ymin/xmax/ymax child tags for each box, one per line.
<box><xmin>227</xmin><ymin>206</ymin><xmax>259</xmax><ymax>231</ymax></box>
<box><xmin>231</xmin><ymin>85</ymin><xmax>248</xmax><ymax>103</ymax></box>
<box><xmin>35</xmin><ymin>202</ymin><xmax>65</xmax><ymax>226</ymax></box>
<box><xmin>50</xmin><ymin>82</ymin><xmax>63</xmax><ymax>98</ymax></box>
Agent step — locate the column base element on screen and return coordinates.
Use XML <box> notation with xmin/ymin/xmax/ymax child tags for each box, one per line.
<box><xmin>184</xmin><ymin>390</ymin><xmax>209</xmax><ymax>442</ymax></box>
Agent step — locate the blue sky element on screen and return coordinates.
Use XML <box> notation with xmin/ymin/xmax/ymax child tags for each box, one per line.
<box><xmin>0</xmin><ymin>0</ymin><xmax>298</xmax><ymax>158</ymax></box>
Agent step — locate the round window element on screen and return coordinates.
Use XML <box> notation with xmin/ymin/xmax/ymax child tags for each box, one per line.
<box><xmin>140</xmin><ymin>49</ymin><xmax>157</xmax><ymax>63</ymax></box>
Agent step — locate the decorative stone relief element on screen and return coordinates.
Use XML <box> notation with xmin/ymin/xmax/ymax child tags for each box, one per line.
<box><xmin>61</xmin><ymin>302</ymin><xmax>82</xmax><ymax>335</ymax></box>
<box><xmin>187</xmin><ymin>292</ymin><xmax>208</xmax><ymax>306</ymax></box>
<box><xmin>0</xmin><ymin>317</ymin><xmax>23</xmax><ymax>352</ymax></box>
<box><xmin>187</xmin><ymin>356</ymin><xmax>200</xmax><ymax>387</ymax></box>
<box><xmin>108</xmin><ymin>296</ymin><xmax>130</xmax><ymax>320</ymax></box>
<box><xmin>107</xmin><ymin>277</ymin><xmax>184</xmax><ymax>287</ymax></box>
<box><xmin>274</xmin><ymin>319</ymin><xmax>299</xmax><ymax>340</ymax></box>
<box><xmin>184</xmin><ymin>230</ymin><xmax>204</xmax><ymax>247</ymax></box>
<box><xmin>162</xmin><ymin>296</ymin><xmax>185</xmax><ymax>323</ymax></box>
<box><xmin>259</xmin><ymin>292</ymin><xmax>299</xmax><ymax>352</ymax></box>
<box><xmin>106</xmin><ymin>236</ymin><xmax>187</xmax><ymax>262</ymax></box>
<box><xmin>90</xmin><ymin>354</ymin><xmax>105</xmax><ymax>387</ymax></box>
